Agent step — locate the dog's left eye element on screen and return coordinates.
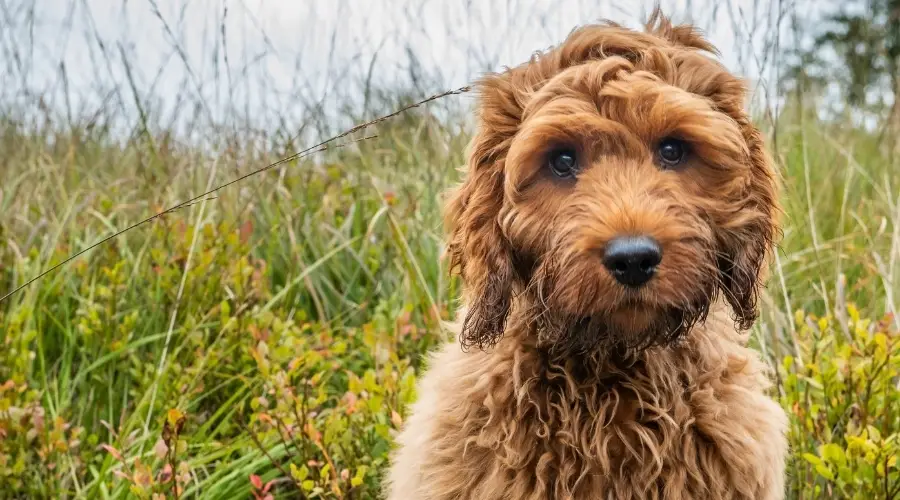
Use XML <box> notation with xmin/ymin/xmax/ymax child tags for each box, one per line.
<box><xmin>548</xmin><ymin>150</ymin><xmax>578</xmax><ymax>178</ymax></box>
<box><xmin>657</xmin><ymin>138</ymin><xmax>688</xmax><ymax>168</ymax></box>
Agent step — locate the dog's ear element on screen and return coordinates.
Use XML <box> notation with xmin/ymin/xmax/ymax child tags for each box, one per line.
<box><xmin>675</xmin><ymin>45</ymin><xmax>781</xmax><ymax>330</ymax></box>
<box><xmin>444</xmin><ymin>75</ymin><xmax>525</xmax><ymax>351</ymax></box>
<box><xmin>717</xmin><ymin>122</ymin><xmax>780</xmax><ymax>330</ymax></box>
<box><xmin>643</xmin><ymin>10</ymin><xmax>779</xmax><ymax>329</ymax></box>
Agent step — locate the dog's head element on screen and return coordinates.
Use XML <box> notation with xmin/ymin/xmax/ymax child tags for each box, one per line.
<box><xmin>446</xmin><ymin>11</ymin><xmax>779</xmax><ymax>356</ymax></box>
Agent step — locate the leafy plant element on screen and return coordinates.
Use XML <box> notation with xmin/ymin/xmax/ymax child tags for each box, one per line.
<box><xmin>780</xmin><ymin>305</ymin><xmax>900</xmax><ymax>498</ymax></box>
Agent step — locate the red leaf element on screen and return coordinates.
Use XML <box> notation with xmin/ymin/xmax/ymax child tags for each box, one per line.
<box><xmin>158</xmin><ymin>463</ymin><xmax>174</xmax><ymax>484</ymax></box>
<box><xmin>249</xmin><ymin>474</ymin><xmax>263</xmax><ymax>490</ymax></box>
<box><xmin>240</xmin><ymin>219</ymin><xmax>254</xmax><ymax>244</ymax></box>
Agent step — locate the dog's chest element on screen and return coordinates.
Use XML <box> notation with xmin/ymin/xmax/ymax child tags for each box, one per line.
<box><xmin>390</xmin><ymin>335</ymin><xmax>786</xmax><ymax>500</ymax></box>
<box><xmin>466</xmin><ymin>366</ymin><xmax>760</xmax><ymax>499</ymax></box>
<box><xmin>507</xmin><ymin>374</ymin><xmax>688</xmax><ymax>465</ymax></box>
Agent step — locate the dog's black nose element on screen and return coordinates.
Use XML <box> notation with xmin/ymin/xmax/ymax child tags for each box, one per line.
<box><xmin>602</xmin><ymin>236</ymin><xmax>662</xmax><ymax>287</ymax></box>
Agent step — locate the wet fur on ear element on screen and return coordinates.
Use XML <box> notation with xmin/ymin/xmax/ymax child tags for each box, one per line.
<box><xmin>444</xmin><ymin>149</ymin><xmax>517</xmax><ymax>351</ymax></box>
<box><xmin>443</xmin><ymin>63</ymin><xmax>542</xmax><ymax>350</ymax></box>
<box><xmin>717</xmin><ymin>124</ymin><xmax>780</xmax><ymax>330</ymax></box>
<box><xmin>644</xmin><ymin>8</ymin><xmax>781</xmax><ymax>329</ymax></box>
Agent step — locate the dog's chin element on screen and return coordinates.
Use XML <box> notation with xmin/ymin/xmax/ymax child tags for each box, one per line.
<box><xmin>607</xmin><ymin>304</ymin><xmax>658</xmax><ymax>335</ymax></box>
<box><xmin>526</xmin><ymin>255</ymin><xmax>717</xmax><ymax>359</ymax></box>
<box><xmin>531</xmin><ymin>296</ymin><xmax>712</xmax><ymax>360</ymax></box>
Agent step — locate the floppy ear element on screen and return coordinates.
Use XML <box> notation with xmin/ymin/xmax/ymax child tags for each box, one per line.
<box><xmin>717</xmin><ymin>122</ymin><xmax>780</xmax><ymax>330</ymax></box>
<box><xmin>444</xmin><ymin>75</ymin><xmax>525</xmax><ymax>351</ymax></box>
<box><xmin>670</xmin><ymin>38</ymin><xmax>781</xmax><ymax>330</ymax></box>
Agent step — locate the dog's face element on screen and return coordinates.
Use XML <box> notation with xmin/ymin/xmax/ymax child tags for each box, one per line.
<box><xmin>446</xmin><ymin>12</ymin><xmax>779</xmax><ymax>355</ymax></box>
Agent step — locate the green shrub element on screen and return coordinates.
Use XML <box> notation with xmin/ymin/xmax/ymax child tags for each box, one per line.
<box><xmin>780</xmin><ymin>305</ymin><xmax>900</xmax><ymax>499</ymax></box>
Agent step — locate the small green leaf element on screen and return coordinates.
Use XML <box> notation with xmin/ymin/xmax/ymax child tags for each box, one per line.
<box><xmin>291</xmin><ymin>463</ymin><xmax>309</xmax><ymax>482</ymax></box>
<box><xmin>814</xmin><ymin>463</ymin><xmax>834</xmax><ymax>481</ymax></box>
<box><xmin>802</xmin><ymin>453</ymin><xmax>825</xmax><ymax>468</ymax></box>
<box><xmin>821</xmin><ymin>443</ymin><xmax>846</xmax><ymax>468</ymax></box>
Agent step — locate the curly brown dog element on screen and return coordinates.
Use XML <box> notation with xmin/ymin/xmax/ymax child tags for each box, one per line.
<box><xmin>384</xmin><ymin>10</ymin><xmax>788</xmax><ymax>500</ymax></box>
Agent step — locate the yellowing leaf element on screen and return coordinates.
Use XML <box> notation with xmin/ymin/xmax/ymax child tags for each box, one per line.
<box><xmin>782</xmin><ymin>355</ymin><xmax>794</xmax><ymax>372</ymax></box>
<box><xmin>821</xmin><ymin>443</ymin><xmax>846</xmax><ymax>467</ymax></box>
<box><xmin>874</xmin><ymin>332</ymin><xmax>888</xmax><ymax>351</ymax></box>
<box><xmin>815</xmin><ymin>463</ymin><xmax>834</xmax><ymax>481</ymax></box>
<box><xmin>166</xmin><ymin>408</ymin><xmax>185</xmax><ymax>428</ymax></box>
<box><xmin>794</xmin><ymin>309</ymin><xmax>805</xmax><ymax>328</ymax></box>
<box><xmin>802</xmin><ymin>453</ymin><xmax>825</xmax><ymax>468</ymax></box>
<box><xmin>847</xmin><ymin>304</ymin><xmax>860</xmax><ymax>324</ymax></box>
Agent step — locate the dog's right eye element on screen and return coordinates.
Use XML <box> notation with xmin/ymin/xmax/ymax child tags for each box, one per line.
<box><xmin>548</xmin><ymin>150</ymin><xmax>578</xmax><ymax>178</ymax></box>
<box><xmin>657</xmin><ymin>138</ymin><xmax>688</xmax><ymax>168</ymax></box>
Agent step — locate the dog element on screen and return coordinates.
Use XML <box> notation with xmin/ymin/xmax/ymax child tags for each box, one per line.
<box><xmin>384</xmin><ymin>10</ymin><xmax>788</xmax><ymax>500</ymax></box>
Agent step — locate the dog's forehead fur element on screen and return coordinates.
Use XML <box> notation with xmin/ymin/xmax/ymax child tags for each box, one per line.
<box><xmin>474</xmin><ymin>15</ymin><xmax>748</xmax><ymax>165</ymax></box>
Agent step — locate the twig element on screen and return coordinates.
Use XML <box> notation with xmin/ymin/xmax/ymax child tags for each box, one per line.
<box><xmin>241</xmin><ymin>420</ymin><xmax>306</xmax><ymax>495</ymax></box>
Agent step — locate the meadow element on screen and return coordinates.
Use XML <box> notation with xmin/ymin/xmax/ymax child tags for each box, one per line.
<box><xmin>1</xmin><ymin>1</ymin><xmax>899</xmax><ymax>499</ymax></box>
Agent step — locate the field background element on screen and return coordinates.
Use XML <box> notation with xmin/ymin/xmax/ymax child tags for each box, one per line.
<box><xmin>1</xmin><ymin>0</ymin><xmax>899</xmax><ymax>498</ymax></box>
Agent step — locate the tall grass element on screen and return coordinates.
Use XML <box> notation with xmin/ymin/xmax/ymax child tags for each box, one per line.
<box><xmin>0</xmin><ymin>95</ymin><xmax>470</xmax><ymax>497</ymax></box>
<box><xmin>1</xmin><ymin>1</ymin><xmax>898</xmax><ymax>498</ymax></box>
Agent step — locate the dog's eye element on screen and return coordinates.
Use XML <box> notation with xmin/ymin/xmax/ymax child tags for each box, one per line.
<box><xmin>548</xmin><ymin>150</ymin><xmax>578</xmax><ymax>178</ymax></box>
<box><xmin>657</xmin><ymin>138</ymin><xmax>687</xmax><ymax>168</ymax></box>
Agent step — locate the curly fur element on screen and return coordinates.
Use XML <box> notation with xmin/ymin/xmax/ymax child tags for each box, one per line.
<box><xmin>384</xmin><ymin>10</ymin><xmax>788</xmax><ymax>500</ymax></box>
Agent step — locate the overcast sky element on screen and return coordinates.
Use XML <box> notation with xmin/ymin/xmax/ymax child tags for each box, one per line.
<box><xmin>3</xmin><ymin>0</ymin><xmax>816</xmax><ymax>136</ymax></box>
